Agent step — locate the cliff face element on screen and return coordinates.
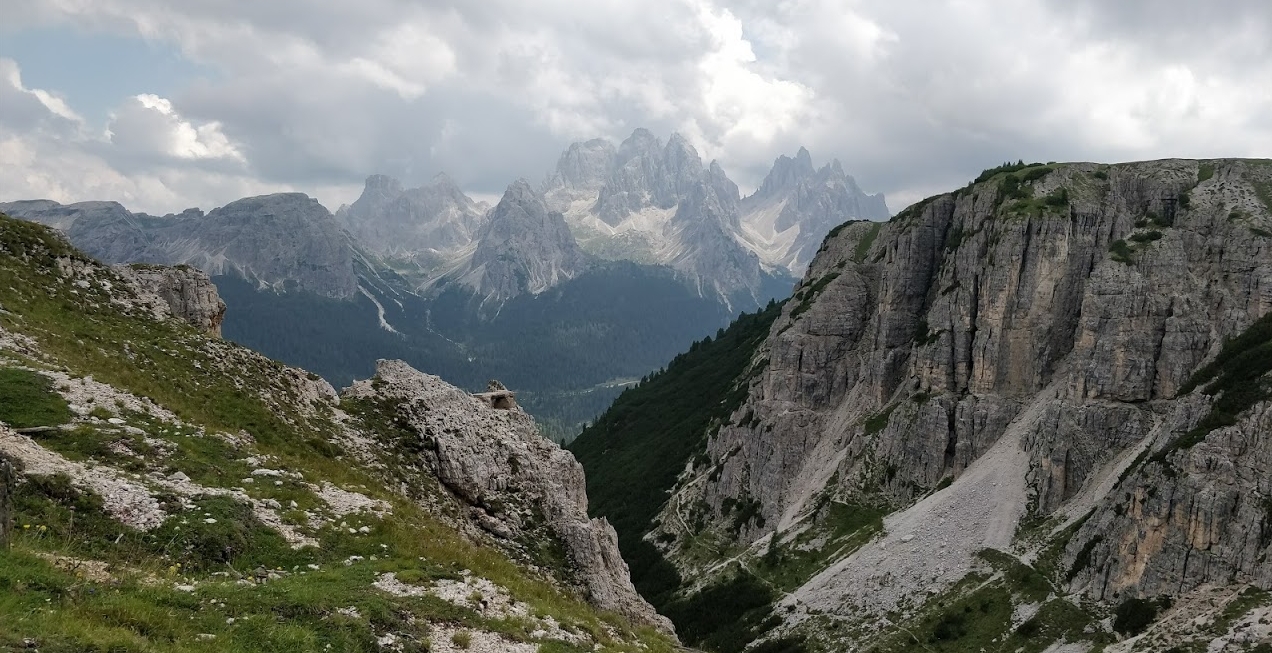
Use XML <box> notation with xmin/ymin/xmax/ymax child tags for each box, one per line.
<box><xmin>114</xmin><ymin>265</ymin><xmax>227</xmax><ymax>337</ymax></box>
<box><xmin>342</xmin><ymin>360</ymin><xmax>673</xmax><ymax>633</ymax></box>
<box><xmin>0</xmin><ymin>194</ymin><xmax>360</xmax><ymax>299</ymax></box>
<box><xmin>649</xmin><ymin>159</ymin><xmax>1272</xmax><ymax>648</ymax></box>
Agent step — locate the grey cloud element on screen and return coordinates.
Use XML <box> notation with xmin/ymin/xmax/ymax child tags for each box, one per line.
<box><xmin>4</xmin><ymin>0</ymin><xmax>1272</xmax><ymax>216</ymax></box>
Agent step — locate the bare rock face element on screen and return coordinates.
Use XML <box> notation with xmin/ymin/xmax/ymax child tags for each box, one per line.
<box><xmin>336</xmin><ymin>173</ymin><xmax>486</xmax><ymax>262</ymax></box>
<box><xmin>1</xmin><ymin>194</ymin><xmax>360</xmax><ymax>299</ymax></box>
<box><xmin>115</xmin><ymin>265</ymin><xmax>227</xmax><ymax>337</ymax></box>
<box><xmin>658</xmin><ymin>159</ymin><xmax>1272</xmax><ymax>628</ymax></box>
<box><xmin>459</xmin><ymin>180</ymin><xmax>588</xmax><ymax>304</ymax></box>
<box><xmin>342</xmin><ymin>360</ymin><xmax>674</xmax><ymax>635</ymax></box>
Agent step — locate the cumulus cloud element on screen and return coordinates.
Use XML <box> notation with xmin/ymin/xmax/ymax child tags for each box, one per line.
<box><xmin>108</xmin><ymin>94</ymin><xmax>244</xmax><ymax>162</ymax></box>
<box><xmin>0</xmin><ymin>0</ymin><xmax>1270</xmax><ymax>215</ymax></box>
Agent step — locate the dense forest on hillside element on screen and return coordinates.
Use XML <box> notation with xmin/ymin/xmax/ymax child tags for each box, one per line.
<box><xmin>570</xmin><ymin>300</ymin><xmax>783</xmax><ymax>649</ymax></box>
<box><xmin>218</xmin><ymin>262</ymin><xmax>777</xmax><ymax>440</ymax></box>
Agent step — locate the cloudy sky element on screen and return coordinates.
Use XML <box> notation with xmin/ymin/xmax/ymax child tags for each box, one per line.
<box><xmin>1</xmin><ymin>0</ymin><xmax>1270</xmax><ymax>215</ymax></box>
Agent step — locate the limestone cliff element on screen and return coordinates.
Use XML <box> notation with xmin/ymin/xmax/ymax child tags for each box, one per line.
<box><xmin>114</xmin><ymin>265</ymin><xmax>227</xmax><ymax>337</ymax></box>
<box><xmin>342</xmin><ymin>360</ymin><xmax>674</xmax><ymax>633</ymax></box>
<box><xmin>644</xmin><ymin>158</ymin><xmax>1272</xmax><ymax>650</ymax></box>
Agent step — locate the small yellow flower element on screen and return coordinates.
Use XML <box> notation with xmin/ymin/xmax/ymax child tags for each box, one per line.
<box><xmin>22</xmin><ymin>524</ymin><xmax>30</xmax><ymax>529</ymax></box>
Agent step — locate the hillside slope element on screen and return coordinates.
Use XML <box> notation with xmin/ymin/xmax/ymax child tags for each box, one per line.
<box><xmin>579</xmin><ymin>159</ymin><xmax>1272</xmax><ymax>652</ymax></box>
<box><xmin>0</xmin><ymin>214</ymin><xmax>678</xmax><ymax>652</ymax></box>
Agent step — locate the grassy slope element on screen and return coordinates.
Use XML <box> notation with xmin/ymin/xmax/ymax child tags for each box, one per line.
<box><xmin>0</xmin><ymin>214</ymin><xmax>675</xmax><ymax>653</ymax></box>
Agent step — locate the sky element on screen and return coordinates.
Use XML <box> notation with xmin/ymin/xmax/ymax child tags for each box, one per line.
<box><xmin>0</xmin><ymin>0</ymin><xmax>1270</xmax><ymax>216</ymax></box>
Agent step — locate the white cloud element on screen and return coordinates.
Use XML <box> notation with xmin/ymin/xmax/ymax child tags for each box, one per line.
<box><xmin>0</xmin><ymin>0</ymin><xmax>1269</xmax><ymax>215</ymax></box>
<box><xmin>108</xmin><ymin>93</ymin><xmax>245</xmax><ymax>162</ymax></box>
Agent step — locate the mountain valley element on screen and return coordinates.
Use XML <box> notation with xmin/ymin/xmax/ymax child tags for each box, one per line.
<box><xmin>1</xmin><ymin>130</ymin><xmax>881</xmax><ymax>442</ymax></box>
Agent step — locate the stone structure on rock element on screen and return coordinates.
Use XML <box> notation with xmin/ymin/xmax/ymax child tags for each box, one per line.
<box><xmin>343</xmin><ymin>360</ymin><xmax>675</xmax><ymax>635</ymax></box>
<box><xmin>473</xmin><ymin>380</ymin><xmax>517</xmax><ymax>410</ymax></box>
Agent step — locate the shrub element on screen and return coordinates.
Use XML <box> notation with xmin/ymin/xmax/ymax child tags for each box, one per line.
<box><xmin>1109</xmin><ymin>240</ymin><xmax>1134</xmax><ymax>264</ymax></box>
<box><xmin>1113</xmin><ymin>597</ymin><xmax>1164</xmax><ymax>635</ymax></box>
<box><xmin>451</xmin><ymin>630</ymin><xmax>472</xmax><ymax>649</ymax></box>
<box><xmin>1130</xmin><ymin>230</ymin><xmax>1163</xmax><ymax>244</ymax></box>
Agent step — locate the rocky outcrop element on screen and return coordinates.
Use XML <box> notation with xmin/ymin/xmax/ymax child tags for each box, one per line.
<box><xmin>342</xmin><ymin>360</ymin><xmax>674</xmax><ymax>634</ymax></box>
<box><xmin>457</xmin><ymin>180</ymin><xmax>588</xmax><ymax>304</ymax></box>
<box><xmin>655</xmin><ymin>159</ymin><xmax>1272</xmax><ymax>632</ymax></box>
<box><xmin>114</xmin><ymin>265</ymin><xmax>228</xmax><ymax>337</ymax></box>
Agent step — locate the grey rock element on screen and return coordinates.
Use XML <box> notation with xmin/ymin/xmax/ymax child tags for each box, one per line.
<box><xmin>342</xmin><ymin>360</ymin><xmax>675</xmax><ymax>635</ymax></box>
<box><xmin>113</xmin><ymin>265</ymin><xmax>227</xmax><ymax>337</ymax></box>
<box><xmin>542</xmin><ymin>130</ymin><xmax>882</xmax><ymax>304</ymax></box>
<box><xmin>458</xmin><ymin>180</ymin><xmax>587</xmax><ymax>304</ymax></box>
<box><xmin>657</xmin><ymin>158</ymin><xmax>1272</xmax><ymax>633</ymax></box>
<box><xmin>336</xmin><ymin>173</ymin><xmax>485</xmax><ymax>262</ymax></box>
<box><xmin>2</xmin><ymin>194</ymin><xmax>359</xmax><ymax>298</ymax></box>
<box><xmin>738</xmin><ymin>149</ymin><xmax>890</xmax><ymax>274</ymax></box>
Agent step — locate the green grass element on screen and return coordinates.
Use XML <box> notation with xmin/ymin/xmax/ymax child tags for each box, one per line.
<box><xmin>0</xmin><ymin>215</ymin><xmax>679</xmax><ymax>652</ymax></box>
<box><xmin>864</xmin><ymin>552</ymin><xmax>1107</xmax><ymax>653</ymax></box>
<box><xmin>1110</xmin><ymin>239</ymin><xmax>1134</xmax><ymax>264</ymax></box>
<box><xmin>1198</xmin><ymin>162</ymin><xmax>1215</xmax><ymax>183</ymax></box>
<box><xmin>864</xmin><ymin>403</ymin><xmax>899</xmax><ymax>435</ymax></box>
<box><xmin>0</xmin><ymin>368</ymin><xmax>73</xmax><ymax>429</ymax></box>
<box><xmin>853</xmin><ymin>223</ymin><xmax>882</xmax><ymax>262</ymax></box>
<box><xmin>1252</xmin><ymin>178</ymin><xmax>1272</xmax><ymax>212</ymax></box>
<box><xmin>1161</xmin><ymin>310</ymin><xmax>1272</xmax><ymax>453</ymax></box>
<box><xmin>753</xmin><ymin>502</ymin><xmax>884</xmax><ymax>592</ymax></box>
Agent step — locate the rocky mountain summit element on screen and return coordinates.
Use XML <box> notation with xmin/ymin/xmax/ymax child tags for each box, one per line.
<box><xmin>737</xmin><ymin>147</ymin><xmax>889</xmax><ymax>273</ymax></box>
<box><xmin>542</xmin><ymin>129</ymin><xmax>886</xmax><ymax>304</ymax></box>
<box><xmin>451</xmin><ymin>180</ymin><xmax>589</xmax><ymax>304</ymax></box>
<box><xmin>575</xmin><ymin>158</ymin><xmax>1272</xmax><ymax>652</ymax></box>
<box><xmin>343</xmin><ymin>359</ymin><xmax>670</xmax><ymax>631</ymax></box>
<box><xmin>0</xmin><ymin>193</ymin><xmax>359</xmax><ymax>298</ymax></box>
<box><xmin>335</xmin><ymin>173</ymin><xmax>486</xmax><ymax>268</ymax></box>
<box><xmin>0</xmin><ymin>213</ymin><xmax>679</xmax><ymax>651</ymax></box>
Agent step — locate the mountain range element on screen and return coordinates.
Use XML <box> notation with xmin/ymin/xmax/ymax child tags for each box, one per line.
<box><xmin>0</xmin><ymin>130</ymin><xmax>888</xmax><ymax>440</ymax></box>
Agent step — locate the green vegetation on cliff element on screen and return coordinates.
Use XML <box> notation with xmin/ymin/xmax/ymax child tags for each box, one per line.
<box><xmin>570</xmin><ymin>301</ymin><xmax>781</xmax><ymax>607</ymax></box>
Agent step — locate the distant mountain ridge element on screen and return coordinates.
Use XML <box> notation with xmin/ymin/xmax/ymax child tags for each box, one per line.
<box><xmin>0</xmin><ymin>194</ymin><xmax>358</xmax><ymax>298</ymax></box>
<box><xmin>0</xmin><ymin>129</ymin><xmax>886</xmax><ymax>440</ymax></box>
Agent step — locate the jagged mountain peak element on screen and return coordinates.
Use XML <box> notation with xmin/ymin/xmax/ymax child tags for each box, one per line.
<box><xmin>338</xmin><ymin>170</ymin><xmax>485</xmax><ymax>264</ymax></box>
<box><xmin>460</xmin><ymin>178</ymin><xmax>587</xmax><ymax>303</ymax></box>
<box><xmin>753</xmin><ymin>147</ymin><xmax>819</xmax><ymax>199</ymax></box>
<box><xmin>619</xmin><ymin>127</ymin><xmax>661</xmax><ymax>156</ymax></box>
<box><xmin>501</xmin><ymin>177</ymin><xmax>540</xmax><ymax>202</ymax></box>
